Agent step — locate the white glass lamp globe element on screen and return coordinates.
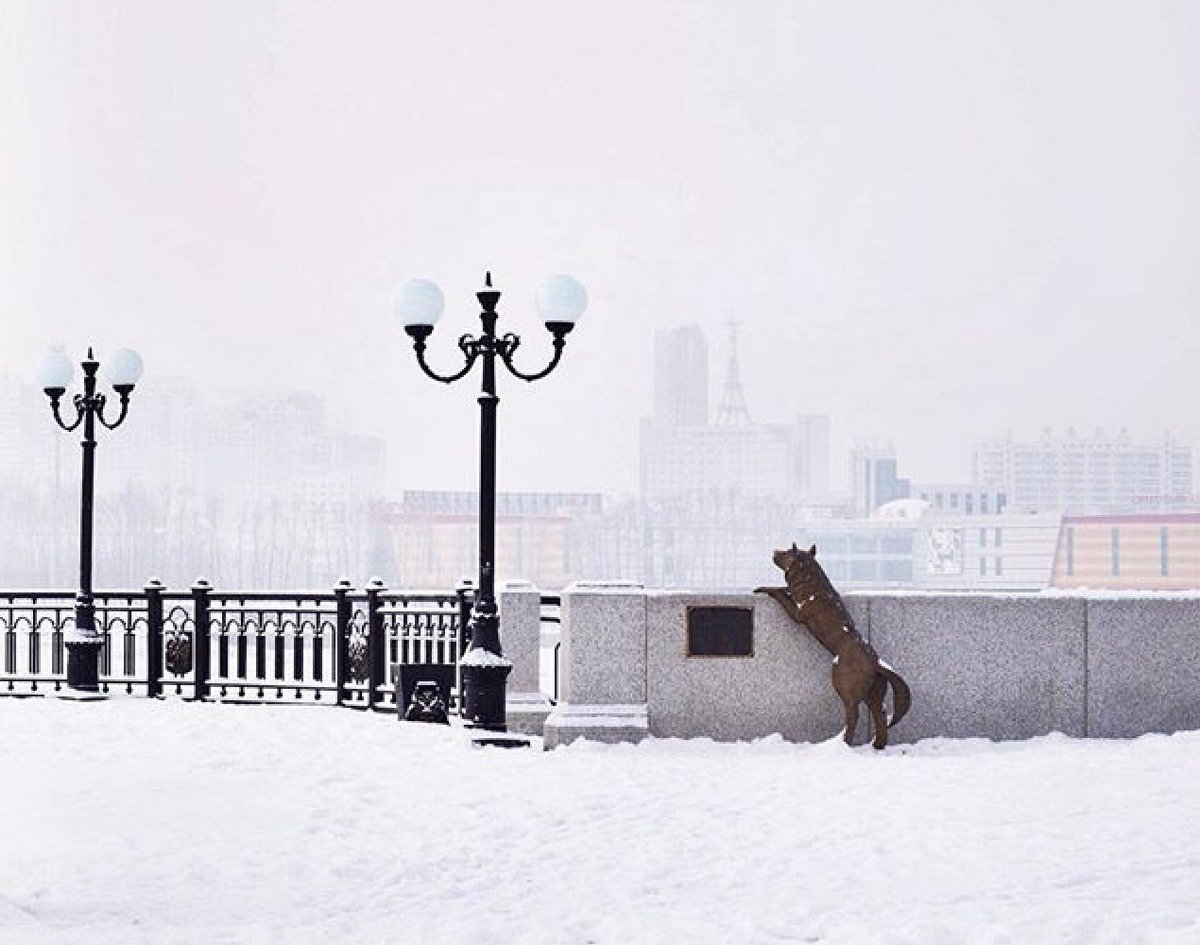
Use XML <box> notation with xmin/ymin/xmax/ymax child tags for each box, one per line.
<box><xmin>106</xmin><ymin>348</ymin><xmax>145</xmax><ymax>388</ymax></box>
<box><xmin>37</xmin><ymin>349</ymin><xmax>75</xmax><ymax>392</ymax></box>
<box><xmin>394</xmin><ymin>279</ymin><xmax>445</xmax><ymax>329</ymax></box>
<box><xmin>536</xmin><ymin>275</ymin><xmax>587</xmax><ymax>325</ymax></box>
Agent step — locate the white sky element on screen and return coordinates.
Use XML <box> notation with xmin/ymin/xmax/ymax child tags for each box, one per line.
<box><xmin>2</xmin><ymin>1</ymin><xmax>1198</xmax><ymax>495</ymax></box>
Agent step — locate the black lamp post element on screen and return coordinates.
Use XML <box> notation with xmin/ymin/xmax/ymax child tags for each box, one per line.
<box><xmin>38</xmin><ymin>346</ymin><xmax>144</xmax><ymax>694</ymax></box>
<box><xmin>397</xmin><ymin>272</ymin><xmax>587</xmax><ymax>733</ymax></box>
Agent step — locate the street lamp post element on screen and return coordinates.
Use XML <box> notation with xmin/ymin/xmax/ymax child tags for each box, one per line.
<box><xmin>396</xmin><ymin>272</ymin><xmax>587</xmax><ymax>734</ymax></box>
<box><xmin>38</xmin><ymin>346</ymin><xmax>144</xmax><ymax>694</ymax></box>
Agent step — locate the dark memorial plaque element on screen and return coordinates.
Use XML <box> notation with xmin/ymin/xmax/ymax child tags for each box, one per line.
<box><xmin>686</xmin><ymin>606</ymin><xmax>753</xmax><ymax>657</ymax></box>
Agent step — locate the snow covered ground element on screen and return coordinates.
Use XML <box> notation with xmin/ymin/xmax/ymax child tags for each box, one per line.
<box><xmin>2</xmin><ymin>700</ymin><xmax>1198</xmax><ymax>945</ymax></box>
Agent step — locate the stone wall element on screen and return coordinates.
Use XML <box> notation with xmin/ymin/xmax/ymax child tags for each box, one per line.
<box><xmin>542</xmin><ymin>586</ymin><xmax>1200</xmax><ymax>748</ymax></box>
<box><xmin>498</xmin><ymin>580</ymin><xmax>553</xmax><ymax>736</ymax></box>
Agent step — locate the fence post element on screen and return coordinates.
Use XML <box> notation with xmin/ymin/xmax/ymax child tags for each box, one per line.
<box><xmin>334</xmin><ymin>579</ymin><xmax>352</xmax><ymax>706</ymax></box>
<box><xmin>191</xmin><ymin>579</ymin><xmax>211</xmax><ymax>701</ymax></box>
<box><xmin>455</xmin><ymin>578</ymin><xmax>474</xmax><ymax>657</ymax></box>
<box><xmin>454</xmin><ymin>578</ymin><xmax>475</xmax><ymax>718</ymax></box>
<box><xmin>145</xmin><ymin>579</ymin><xmax>164</xmax><ymax>698</ymax></box>
<box><xmin>366</xmin><ymin>579</ymin><xmax>386</xmax><ymax>710</ymax></box>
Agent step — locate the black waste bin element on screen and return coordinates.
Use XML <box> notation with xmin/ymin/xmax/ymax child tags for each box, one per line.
<box><xmin>395</xmin><ymin>663</ymin><xmax>456</xmax><ymax>723</ymax></box>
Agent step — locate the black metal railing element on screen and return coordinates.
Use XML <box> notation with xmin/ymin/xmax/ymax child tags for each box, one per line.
<box><xmin>0</xmin><ymin>581</ymin><xmax>474</xmax><ymax>709</ymax></box>
<box><xmin>539</xmin><ymin>594</ymin><xmax>562</xmax><ymax>703</ymax></box>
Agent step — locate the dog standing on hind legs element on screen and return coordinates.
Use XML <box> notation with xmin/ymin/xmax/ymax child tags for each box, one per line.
<box><xmin>755</xmin><ymin>543</ymin><xmax>911</xmax><ymax>749</ymax></box>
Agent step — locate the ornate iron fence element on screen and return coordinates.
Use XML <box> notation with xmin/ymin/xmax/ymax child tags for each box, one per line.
<box><xmin>0</xmin><ymin>580</ymin><xmax>474</xmax><ymax>709</ymax></box>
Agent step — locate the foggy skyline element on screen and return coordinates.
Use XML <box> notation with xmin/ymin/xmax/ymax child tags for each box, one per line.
<box><xmin>3</xmin><ymin>1</ymin><xmax>1199</xmax><ymax>497</ymax></box>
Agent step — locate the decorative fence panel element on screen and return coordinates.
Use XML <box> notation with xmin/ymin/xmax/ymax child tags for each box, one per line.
<box><xmin>205</xmin><ymin>591</ymin><xmax>341</xmax><ymax>703</ymax></box>
<box><xmin>0</xmin><ymin>581</ymin><xmax>474</xmax><ymax>711</ymax></box>
<box><xmin>96</xmin><ymin>591</ymin><xmax>152</xmax><ymax>697</ymax></box>
<box><xmin>1</xmin><ymin>592</ymin><xmax>72</xmax><ymax>695</ymax></box>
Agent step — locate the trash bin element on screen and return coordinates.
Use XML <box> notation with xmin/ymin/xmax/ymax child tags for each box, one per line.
<box><xmin>394</xmin><ymin>663</ymin><xmax>456</xmax><ymax>723</ymax></box>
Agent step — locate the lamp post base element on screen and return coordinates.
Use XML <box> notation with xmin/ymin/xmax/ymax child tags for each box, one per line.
<box><xmin>460</xmin><ymin>661</ymin><xmax>513</xmax><ymax>731</ymax></box>
<box><xmin>65</xmin><ymin>639</ymin><xmax>103</xmax><ymax>695</ymax></box>
<box><xmin>469</xmin><ymin>733</ymin><xmax>531</xmax><ymax>749</ymax></box>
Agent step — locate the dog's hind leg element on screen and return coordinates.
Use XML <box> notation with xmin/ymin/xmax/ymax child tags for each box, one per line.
<box><xmin>841</xmin><ymin>699</ymin><xmax>859</xmax><ymax>745</ymax></box>
<box><xmin>867</xmin><ymin>674</ymin><xmax>889</xmax><ymax>749</ymax></box>
<box><xmin>832</xmin><ymin>659</ymin><xmax>861</xmax><ymax>745</ymax></box>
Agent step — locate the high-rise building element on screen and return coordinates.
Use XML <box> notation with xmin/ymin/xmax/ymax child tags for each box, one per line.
<box><xmin>653</xmin><ymin>325</ymin><xmax>708</xmax><ymax>427</ymax></box>
<box><xmin>973</xmin><ymin>428</ymin><xmax>1193</xmax><ymax>513</ymax></box>
<box><xmin>849</xmin><ymin>445</ymin><xmax>911</xmax><ymax>516</ymax></box>
<box><xmin>640</xmin><ymin>325</ymin><xmax>830</xmax><ymax>507</ymax></box>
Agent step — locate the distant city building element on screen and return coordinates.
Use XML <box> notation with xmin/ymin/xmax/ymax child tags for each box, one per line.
<box><xmin>105</xmin><ymin>381</ymin><xmax>386</xmax><ymax>505</ymax></box>
<box><xmin>852</xmin><ymin>499</ymin><xmax>1061</xmax><ymax>589</ymax></box>
<box><xmin>850</xmin><ymin>445</ymin><xmax>911</xmax><ymax>516</ymax></box>
<box><xmin>621</xmin><ymin>323</ymin><xmax>1067</xmax><ymax>589</ymax></box>
<box><xmin>1051</xmin><ymin>512</ymin><xmax>1200</xmax><ymax>590</ymax></box>
<box><xmin>0</xmin><ymin>374</ymin><xmax>387</xmax><ymax>588</ymax></box>
<box><xmin>973</xmin><ymin>429</ymin><xmax>1193</xmax><ymax>513</ymax></box>
<box><xmin>379</xmin><ymin>491</ymin><xmax>606</xmax><ymax>591</ymax></box>
<box><xmin>910</xmin><ymin>482</ymin><xmax>1007</xmax><ymax>516</ymax></box>
<box><xmin>653</xmin><ymin>325</ymin><xmax>708</xmax><ymax>427</ymax></box>
<box><xmin>0</xmin><ymin>374</ymin><xmax>58</xmax><ymax>486</ymax></box>
<box><xmin>641</xmin><ymin>420</ymin><xmax>831</xmax><ymax>508</ymax></box>
<box><xmin>640</xmin><ymin>325</ymin><xmax>830</xmax><ymax>506</ymax></box>
<box><xmin>600</xmin><ymin>497</ymin><xmax>1061</xmax><ymax>591</ymax></box>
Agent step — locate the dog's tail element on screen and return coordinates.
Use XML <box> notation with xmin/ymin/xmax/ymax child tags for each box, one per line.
<box><xmin>878</xmin><ymin>660</ymin><xmax>911</xmax><ymax>729</ymax></box>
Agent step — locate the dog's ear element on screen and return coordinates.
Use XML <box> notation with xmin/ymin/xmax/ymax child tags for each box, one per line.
<box><xmin>809</xmin><ymin>544</ymin><xmax>818</xmax><ymax>558</ymax></box>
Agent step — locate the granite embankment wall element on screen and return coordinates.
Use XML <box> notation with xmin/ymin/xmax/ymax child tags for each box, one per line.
<box><xmin>541</xmin><ymin>586</ymin><xmax>1200</xmax><ymax>748</ymax></box>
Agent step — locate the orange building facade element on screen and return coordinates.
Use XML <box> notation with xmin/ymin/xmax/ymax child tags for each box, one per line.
<box><xmin>377</xmin><ymin>491</ymin><xmax>603</xmax><ymax>591</ymax></box>
<box><xmin>1051</xmin><ymin>513</ymin><xmax>1200</xmax><ymax>590</ymax></box>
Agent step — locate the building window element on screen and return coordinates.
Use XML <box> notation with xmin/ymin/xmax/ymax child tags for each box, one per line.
<box><xmin>997</xmin><ymin>493</ymin><xmax>1008</xmax><ymax>514</ymax></box>
<box><xmin>1161</xmin><ymin>527</ymin><xmax>1169</xmax><ymax>577</ymax></box>
<box><xmin>1111</xmin><ymin>527</ymin><xmax>1120</xmax><ymax>576</ymax></box>
<box><xmin>950</xmin><ymin>493</ymin><xmax>959</xmax><ymax>510</ymax></box>
<box><xmin>995</xmin><ymin>557</ymin><xmax>1003</xmax><ymax>576</ymax></box>
<box><xmin>979</xmin><ymin>557</ymin><xmax>987</xmax><ymax>576</ymax></box>
<box><xmin>994</xmin><ymin>528</ymin><xmax>1002</xmax><ymax>548</ymax></box>
<box><xmin>980</xmin><ymin>494</ymin><xmax>989</xmax><ymax>514</ymax></box>
<box><xmin>1066</xmin><ymin>527</ymin><xmax>1075</xmax><ymax>576</ymax></box>
<box><xmin>965</xmin><ymin>493</ymin><xmax>974</xmax><ymax>514</ymax></box>
<box><xmin>979</xmin><ymin>528</ymin><xmax>987</xmax><ymax>548</ymax></box>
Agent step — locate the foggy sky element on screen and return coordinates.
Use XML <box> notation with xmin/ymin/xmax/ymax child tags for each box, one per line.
<box><xmin>2</xmin><ymin>1</ymin><xmax>1198</xmax><ymax>496</ymax></box>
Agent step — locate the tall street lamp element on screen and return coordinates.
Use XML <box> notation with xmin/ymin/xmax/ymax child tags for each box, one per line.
<box><xmin>38</xmin><ymin>346</ymin><xmax>145</xmax><ymax>694</ymax></box>
<box><xmin>396</xmin><ymin>272</ymin><xmax>587</xmax><ymax>735</ymax></box>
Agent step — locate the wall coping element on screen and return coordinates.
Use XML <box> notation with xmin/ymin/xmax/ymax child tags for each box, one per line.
<box><xmin>567</xmin><ymin>588</ymin><xmax>1200</xmax><ymax>601</ymax></box>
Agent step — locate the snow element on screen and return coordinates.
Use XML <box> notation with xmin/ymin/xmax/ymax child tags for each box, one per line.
<box><xmin>655</xmin><ymin>588</ymin><xmax>1200</xmax><ymax>600</ymax></box>
<box><xmin>3</xmin><ymin>700</ymin><xmax>1200</xmax><ymax>945</ymax></box>
<box><xmin>458</xmin><ymin>647</ymin><xmax>513</xmax><ymax>668</ymax></box>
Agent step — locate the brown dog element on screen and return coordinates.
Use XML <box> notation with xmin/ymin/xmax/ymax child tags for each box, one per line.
<box><xmin>755</xmin><ymin>543</ymin><xmax>911</xmax><ymax>748</ymax></box>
